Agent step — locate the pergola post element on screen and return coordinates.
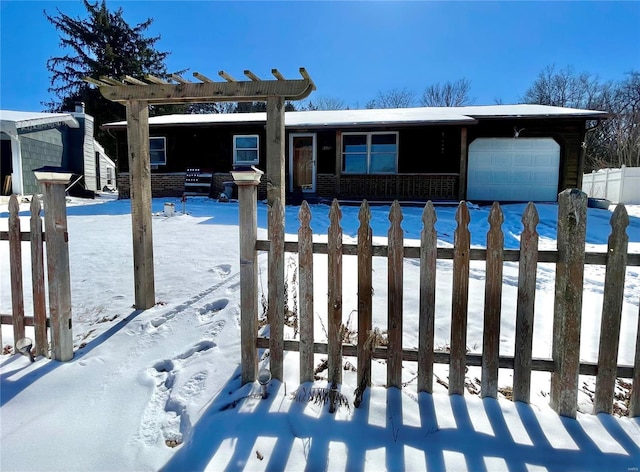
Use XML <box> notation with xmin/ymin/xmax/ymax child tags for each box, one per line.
<box><xmin>265</xmin><ymin>96</ymin><xmax>286</xmax><ymax>381</ymax></box>
<box><xmin>126</xmin><ymin>100</ymin><xmax>155</xmax><ymax>309</ymax></box>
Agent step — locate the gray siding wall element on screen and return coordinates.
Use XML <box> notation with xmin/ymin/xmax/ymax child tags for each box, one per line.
<box><xmin>19</xmin><ymin>128</ymin><xmax>64</xmax><ymax>195</ymax></box>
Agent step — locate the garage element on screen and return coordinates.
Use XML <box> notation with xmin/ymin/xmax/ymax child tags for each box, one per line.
<box><xmin>466</xmin><ymin>138</ymin><xmax>561</xmax><ymax>202</ymax></box>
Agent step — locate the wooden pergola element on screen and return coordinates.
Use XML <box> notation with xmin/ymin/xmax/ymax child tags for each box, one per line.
<box><xmin>85</xmin><ymin>68</ymin><xmax>315</xmax><ymax>309</ymax></box>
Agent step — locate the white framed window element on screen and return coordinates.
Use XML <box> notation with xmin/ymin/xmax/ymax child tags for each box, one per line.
<box><xmin>150</xmin><ymin>137</ymin><xmax>167</xmax><ymax>165</ymax></box>
<box><xmin>233</xmin><ymin>134</ymin><xmax>260</xmax><ymax>165</ymax></box>
<box><xmin>342</xmin><ymin>132</ymin><xmax>398</xmax><ymax>174</ymax></box>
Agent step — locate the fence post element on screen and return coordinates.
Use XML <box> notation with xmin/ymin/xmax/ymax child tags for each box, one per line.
<box><xmin>35</xmin><ymin>169</ymin><xmax>73</xmax><ymax>362</ymax></box>
<box><xmin>630</xmin><ymin>303</ymin><xmax>640</xmax><ymax>418</ymax></box>
<box><xmin>594</xmin><ymin>204</ymin><xmax>628</xmax><ymax>413</ymax></box>
<box><xmin>8</xmin><ymin>195</ymin><xmax>25</xmax><ymax>351</ymax></box>
<box><xmin>550</xmin><ymin>189</ymin><xmax>587</xmax><ymax>418</ymax></box>
<box><xmin>233</xmin><ymin>167</ymin><xmax>263</xmax><ymax>385</ymax></box>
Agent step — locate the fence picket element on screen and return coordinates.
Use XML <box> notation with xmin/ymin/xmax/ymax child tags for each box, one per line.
<box><xmin>450</xmin><ymin>202</ymin><xmax>470</xmax><ymax>395</ymax></box>
<box><xmin>481</xmin><ymin>202</ymin><xmax>504</xmax><ymax>398</ymax></box>
<box><xmin>9</xmin><ymin>195</ymin><xmax>25</xmax><ymax>349</ymax></box>
<box><xmin>298</xmin><ymin>201</ymin><xmax>314</xmax><ymax>383</ymax></box>
<box><xmin>30</xmin><ymin>196</ymin><xmax>47</xmax><ymax>357</ymax></box>
<box><xmin>513</xmin><ymin>202</ymin><xmax>540</xmax><ymax>403</ymax></box>
<box><xmin>328</xmin><ymin>199</ymin><xmax>343</xmax><ymax>386</ymax></box>
<box><xmin>418</xmin><ymin>201</ymin><xmax>437</xmax><ymax>393</ymax></box>
<box><xmin>357</xmin><ymin>200</ymin><xmax>373</xmax><ymax>391</ymax></box>
<box><xmin>268</xmin><ymin>198</ymin><xmax>285</xmax><ymax>380</ymax></box>
<box><xmin>388</xmin><ymin>201</ymin><xmax>404</xmax><ymax>388</ymax></box>
<box><xmin>594</xmin><ymin>204</ymin><xmax>629</xmax><ymax>414</ymax></box>
<box><xmin>551</xmin><ymin>189</ymin><xmax>587</xmax><ymax>418</ymax></box>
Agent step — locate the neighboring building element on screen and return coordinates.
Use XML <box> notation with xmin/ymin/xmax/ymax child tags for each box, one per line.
<box><xmin>104</xmin><ymin>104</ymin><xmax>609</xmax><ymax>203</ymax></box>
<box><xmin>94</xmin><ymin>140</ymin><xmax>117</xmax><ymax>191</ymax></box>
<box><xmin>0</xmin><ymin>104</ymin><xmax>115</xmax><ymax>196</ymax></box>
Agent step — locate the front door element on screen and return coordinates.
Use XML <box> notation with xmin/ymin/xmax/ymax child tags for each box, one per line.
<box><xmin>289</xmin><ymin>133</ymin><xmax>316</xmax><ymax>193</ymax></box>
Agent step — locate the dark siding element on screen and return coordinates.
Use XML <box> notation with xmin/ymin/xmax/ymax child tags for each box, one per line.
<box><xmin>398</xmin><ymin>127</ymin><xmax>460</xmax><ymax>173</ymax></box>
<box><xmin>116</xmin><ymin>124</ymin><xmax>266</xmax><ymax>173</ymax></box>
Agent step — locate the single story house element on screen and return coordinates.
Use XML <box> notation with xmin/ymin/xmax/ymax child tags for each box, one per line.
<box><xmin>0</xmin><ymin>104</ymin><xmax>116</xmax><ymax>196</ymax></box>
<box><xmin>103</xmin><ymin>104</ymin><xmax>609</xmax><ymax>203</ymax></box>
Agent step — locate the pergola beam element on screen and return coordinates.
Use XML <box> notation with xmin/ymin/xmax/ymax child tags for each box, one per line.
<box><xmin>218</xmin><ymin>70</ymin><xmax>237</xmax><ymax>82</ymax></box>
<box><xmin>97</xmin><ymin>79</ymin><xmax>314</xmax><ymax>104</ymax></box>
<box><xmin>170</xmin><ymin>74</ymin><xmax>192</xmax><ymax>84</ymax></box>
<box><xmin>244</xmin><ymin>70</ymin><xmax>260</xmax><ymax>81</ymax></box>
<box><xmin>193</xmin><ymin>72</ymin><xmax>214</xmax><ymax>83</ymax></box>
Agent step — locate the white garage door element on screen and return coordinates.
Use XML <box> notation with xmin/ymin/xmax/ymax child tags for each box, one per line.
<box><xmin>467</xmin><ymin>138</ymin><xmax>560</xmax><ymax>202</ymax></box>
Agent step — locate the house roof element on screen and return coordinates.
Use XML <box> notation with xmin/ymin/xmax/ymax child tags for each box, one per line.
<box><xmin>1</xmin><ymin>110</ymin><xmax>79</xmax><ymax>137</ymax></box>
<box><xmin>102</xmin><ymin>104</ymin><xmax>610</xmax><ymax>130</ymax></box>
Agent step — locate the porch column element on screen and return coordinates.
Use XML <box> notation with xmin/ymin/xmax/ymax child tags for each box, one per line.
<box><xmin>125</xmin><ymin>100</ymin><xmax>155</xmax><ymax>310</ymax></box>
<box><xmin>458</xmin><ymin>127</ymin><xmax>468</xmax><ymax>201</ymax></box>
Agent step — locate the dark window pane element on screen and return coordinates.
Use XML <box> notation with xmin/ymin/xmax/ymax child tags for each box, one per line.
<box><xmin>236</xmin><ymin>136</ymin><xmax>258</xmax><ymax>149</ymax></box>
<box><xmin>150</xmin><ymin>138</ymin><xmax>165</xmax><ymax>150</ymax></box>
<box><xmin>371</xmin><ymin>134</ymin><xmax>396</xmax><ymax>145</ymax></box>
<box><xmin>150</xmin><ymin>150</ymin><xmax>165</xmax><ymax>164</ymax></box>
<box><xmin>236</xmin><ymin>150</ymin><xmax>258</xmax><ymax>162</ymax></box>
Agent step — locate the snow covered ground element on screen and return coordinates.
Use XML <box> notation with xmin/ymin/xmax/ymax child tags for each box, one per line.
<box><xmin>1</xmin><ymin>194</ymin><xmax>639</xmax><ymax>471</ymax></box>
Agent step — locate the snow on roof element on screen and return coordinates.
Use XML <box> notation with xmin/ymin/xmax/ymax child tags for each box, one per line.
<box><xmin>102</xmin><ymin>104</ymin><xmax>609</xmax><ymax>129</ymax></box>
<box><xmin>0</xmin><ymin>110</ymin><xmax>79</xmax><ymax>136</ymax></box>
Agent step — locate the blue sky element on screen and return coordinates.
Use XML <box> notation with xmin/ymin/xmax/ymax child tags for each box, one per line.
<box><xmin>1</xmin><ymin>1</ymin><xmax>639</xmax><ymax>112</ymax></box>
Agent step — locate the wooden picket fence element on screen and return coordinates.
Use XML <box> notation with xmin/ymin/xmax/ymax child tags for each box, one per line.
<box><xmin>1</xmin><ymin>190</ymin><xmax>73</xmax><ymax>361</ymax></box>
<box><xmin>238</xmin><ymin>188</ymin><xmax>640</xmax><ymax>418</ymax></box>
<box><xmin>0</xmin><ymin>195</ymin><xmax>48</xmax><ymax>356</ymax></box>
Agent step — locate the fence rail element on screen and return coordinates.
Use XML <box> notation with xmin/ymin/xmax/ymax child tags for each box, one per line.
<box><xmin>238</xmin><ymin>187</ymin><xmax>639</xmax><ymax>419</ymax></box>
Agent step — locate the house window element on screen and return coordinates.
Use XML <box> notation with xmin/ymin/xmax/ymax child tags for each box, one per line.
<box><xmin>342</xmin><ymin>132</ymin><xmax>398</xmax><ymax>174</ymax></box>
<box><xmin>233</xmin><ymin>135</ymin><xmax>259</xmax><ymax>165</ymax></box>
<box><xmin>106</xmin><ymin>167</ymin><xmax>113</xmax><ymax>185</ymax></box>
<box><xmin>150</xmin><ymin>137</ymin><xmax>166</xmax><ymax>165</ymax></box>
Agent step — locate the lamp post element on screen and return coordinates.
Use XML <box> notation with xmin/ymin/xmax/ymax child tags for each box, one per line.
<box><xmin>232</xmin><ymin>166</ymin><xmax>263</xmax><ymax>385</ymax></box>
<box><xmin>34</xmin><ymin>167</ymin><xmax>74</xmax><ymax>361</ymax></box>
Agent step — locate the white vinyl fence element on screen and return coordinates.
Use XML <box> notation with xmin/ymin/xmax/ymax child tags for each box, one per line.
<box><xmin>582</xmin><ymin>166</ymin><xmax>640</xmax><ymax>204</ymax></box>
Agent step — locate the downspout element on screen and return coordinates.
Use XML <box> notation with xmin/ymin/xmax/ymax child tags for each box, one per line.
<box><xmin>576</xmin><ymin>119</ymin><xmax>601</xmax><ymax>189</ymax></box>
<box><xmin>10</xmin><ymin>134</ymin><xmax>23</xmax><ymax>195</ymax></box>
